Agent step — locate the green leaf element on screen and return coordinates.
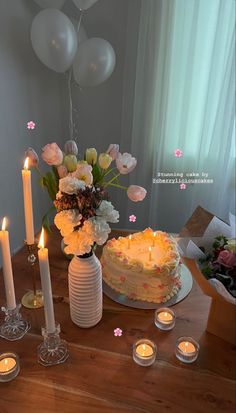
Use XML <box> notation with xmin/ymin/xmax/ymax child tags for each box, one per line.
<box><xmin>38</xmin><ymin>176</ymin><xmax>45</xmax><ymax>188</ymax></box>
<box><xmin>42</xmin><ymin>213</ymin><xmax>52</xmax><ymax>234</ymax></box>
<box><xmin>52</xmin><ymin>166</ymin><xmax>59</xmax><ymax>189</ymax></box>
<box><xmin>44</xmin><ymin>171</ymin><xmax>57</xmax><ymax>201</ymax></box>
<box><xmin>92</xmin><ymin>163</ymin><xmax>103</xmax><ymax>185</ymax></box>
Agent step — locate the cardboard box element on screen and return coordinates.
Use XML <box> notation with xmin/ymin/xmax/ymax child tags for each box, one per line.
<box><xmin>183</xmin><ymin>257</ymin><xmax>236</xmax><ymax>345</ymax></box>
<box><xmin>180</xmin><ymin>206</ymin><xmax>236</xmax><ymax>345</ymax></box>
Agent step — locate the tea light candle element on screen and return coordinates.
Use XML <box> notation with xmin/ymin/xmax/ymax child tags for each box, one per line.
<box><xmin>148</xmin><ymin>246</ymin><xmax>152</xmax><ymax>261</ymax></box>
<box><xmin>133</xmin><ymin>339</ymin><xmax>157</xmax><ymax>366</ymax></box>
<box><xmin>128</xmin><ymin>235</ymin><xmax>132</xmax><ymax>249</ymax></box>
<box><xmin>0</xmin><ymin>352</ymin><xmax>20</xmax><ymax>382</ymax></box>
<box><xmin>155</xmin><ymin>307</ymin><xmax>176</xmax><ymax>331</ymax></box>
<box><xmin>175</xmin><ymin>337</ymin><xmax>200</xmax><ymax>363</ymax></box>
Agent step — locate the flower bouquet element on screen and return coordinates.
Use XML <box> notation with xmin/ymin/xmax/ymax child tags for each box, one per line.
<box><xmin>26</xmin><ymin>141</ymin><xmax>147</xmax><ymax>256</ymax></box>
<box><xmin>26</xmin><ymin>140</ymin><xmax>146</xmax><ymax>328</ymax></box>
<box><xmin>199</xmin><ymin>236</ymin><xmax>236</xmax><ymax>299</ymax></box>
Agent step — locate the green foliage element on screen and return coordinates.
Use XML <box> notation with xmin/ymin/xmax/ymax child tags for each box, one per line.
<box><xmin>201</xmin><ymin>266</ymin><xmax>214</xmax><ymax>279</ymax></box>
<box><xmin>212</xmin><ymin>235</ymin><xmax>228</xmax><ymax>249</ymax></box>
<box><xmin>42</xmin><ymin>212</ymin><xmax>52</xmax><ymax>234</ymax></box>
<box><xmin>92</xmin><ymin>163</ymin><xmax>103</xmax><ymax>185</ymax></box>
<box><xmin>42</xmin><ymin>206</ymin><xmax>56</xmax><ymax>234</ymax></box>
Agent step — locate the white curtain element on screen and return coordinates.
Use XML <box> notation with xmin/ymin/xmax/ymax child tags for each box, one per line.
<box><xmin>121</xmin><ymin>0</ymin><xmax>235</xmax><ymax>232</ymax></box>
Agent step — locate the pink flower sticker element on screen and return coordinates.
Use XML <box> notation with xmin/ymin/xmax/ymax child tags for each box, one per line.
<box><xmin>180</xmin><ymin>183</ymin><xmax>187</xmax><ymax>190</ymax></box>
<box><xmin>27</xmin><ymin>121</ymin><xmax>35</xmax><ymax>130</ymax></box>
<box><xmin>174</xmin><ymin>148</ymin><xmax>183</xmax><ymax>157</ymax></box>
<box><xmin>129</xmin><ymin>214</ymin><xmax>136</xmax><ymax>223</ymax></box>
<box><xmin>114</xmin><ymin>328</ymin><xmax>122</xmax><ymax>337</ymax></box>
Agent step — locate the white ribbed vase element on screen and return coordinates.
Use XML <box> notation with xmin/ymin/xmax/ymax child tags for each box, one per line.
<box><xmin>68</xmin><ymin>253</ymin><xmax>103</xmax><ymax>328</ymax></box>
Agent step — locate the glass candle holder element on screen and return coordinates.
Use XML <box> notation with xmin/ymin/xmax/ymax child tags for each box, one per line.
<box><xmin>0</xmin><ymin>352</ymin><xmax>20</xmax><ymax>382</ymax></box>
<box><xmin>0</xmin><ymin>303</ymin><xmax>30</xmax><ymax>341</ymax></box>
<box><xmin>175</xmin><ymin>336</ymin><xmax>200</xmax><ymax>363</ymax></box>
<box><xmin>133</xmin><ymin>339</ymin><xmax>157</xmax><ymax>367</ymax></box>
<box><xmin>37</xmin><ymin>323</ymin><xmax>69</xmax><ymax>367</ymax></box>
<box><xmin>154</xmin><ymin>307</ymin><xmax>176</xmax><ymax>331</ymax></box>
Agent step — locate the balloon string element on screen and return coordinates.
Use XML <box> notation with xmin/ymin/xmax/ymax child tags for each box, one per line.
<box><xmin>68</xmin><ymin>68</ymin><xmax>73</xmax><ymax>140</ymax></box>
<box><xmin>68</xmin><ymin>11</ymin><xmax>84</xmax><ymax>142</ymax></box>
<box><xmin>77</xmin><ymin>11</ymin><xmax>84</xmax><ymax>33</ymax></box>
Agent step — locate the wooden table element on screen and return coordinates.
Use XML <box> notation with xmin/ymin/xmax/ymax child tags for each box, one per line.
<box><xmin>0</xmin><ymin>228</ymin><xmax>235</xmax><ymax>413</ymax></box>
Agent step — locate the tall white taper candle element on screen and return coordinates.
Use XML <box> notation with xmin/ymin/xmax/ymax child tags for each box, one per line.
<box><xmin>38</xmin><ymin>228</ymin><xmax>56</xmax><ymax>334</ymax></box>
<box><xmin>0</xmin><ymin>218</ymin><xmax>16</xmax><ymax>309</ymax></box>
<box><xmin>22</xmin><ymin>157</ymin><xmax>35</xmax><ymax>245</ymax></box>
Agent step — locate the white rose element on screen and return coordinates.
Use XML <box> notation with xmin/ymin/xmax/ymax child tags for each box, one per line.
<box><xmin>64</xmin><ymin>228</ymin><xmax>93</xmax><ymax>256</ymax></box>
<box><xmin>96</xmin><ymin>200</ymin><xmax>119</xmax><ymax>223</ymax></box>
<box><xmin>87</xmin><ymin>217</ymin><xmax>111</xmax><ymax>245</ymax></box>
<box><xmin>59</xmin><ymin>176</ymin><xmax>85</xmax><ymax>195</ymax></box>
<box><xmin>54</xmin><ymin>210</ymin><xmax>82</xmax><ymax>237</ymax></box>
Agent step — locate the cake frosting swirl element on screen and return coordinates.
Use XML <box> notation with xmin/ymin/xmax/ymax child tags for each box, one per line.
<box><xmin>101</xmin><ymin>228</ymin><xmax>181</xmax><ymax>303</ymax></box>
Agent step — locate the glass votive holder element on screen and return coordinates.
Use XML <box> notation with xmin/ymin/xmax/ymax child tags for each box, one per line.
<box><xmin>175</xmin><ymin>336</ymin><xmax>200</xmax><ymax>363</ymax></box>
<box><xmin>0</xmin><ymin>352</ymin><xmax>20</xmax><ymax>382</ymax></box>
<box><xmin>154</xmin><ymin>307</ymin><xmax>175</xmax><ymax>331</ymax></box>
<box><xmin>133</xmin><ymin>339</ymin><xmax>157</xmax><ymax>367</ymax></box>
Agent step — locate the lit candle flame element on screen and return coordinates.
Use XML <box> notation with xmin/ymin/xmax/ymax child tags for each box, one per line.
<box><xmin>38</xmin><ymin>228</ymin><xmax>45</xmax><ymax>249</ymax></box>
<box><xmin>153</xmin><ymin>231</ymin><xmax>157</xmax><ymax>246</ymax></box>
<box><xmin>1</xmin><ymin>217</ymin><xmax>7</xmax><ymax>231</ymax></box>
<box><xmin>24</xmin><ymin>157</ymin><xmax>29</xmax><ymax>170</ymax></box>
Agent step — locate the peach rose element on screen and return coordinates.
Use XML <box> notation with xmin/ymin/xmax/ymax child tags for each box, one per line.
<box><xmin>216</xmin><ymin>250</ymin><xmax>236</xmax><ymax>268</ymax></box>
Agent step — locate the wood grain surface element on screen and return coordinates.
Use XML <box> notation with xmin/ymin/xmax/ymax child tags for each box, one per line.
<box><xmin>0</xmin><ymin>227</ymin><xmax>235</xmax><ymax>413</ymax></box>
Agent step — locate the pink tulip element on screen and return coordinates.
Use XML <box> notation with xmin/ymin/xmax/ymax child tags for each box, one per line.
<box><xmin>42</xmin><ymin>143</ymin><xmax>63</xmax><ymax>166</ymax></box>
<box><xmin>116</xmin><ymin>152</ymin><xmax>137</xmax><ymax>174</ymax></box>
<box><xmin>127</xmin><ymin>185</ymin><xmax>147</xmax><ymax>202</ymax></box>
<box><xmin>106</xmin><ymin>144</ymin><xmax>119</xmax><ymax>160</ymax></box>
<box><xmin>57</xmin><ymin>165</ymin><xmax>68</xmax><ymax>178</ymax></box>
<box><xmin>25</xmin><ymin>147</ymin><xmax>39</xmax><ymax>167</ymax></box>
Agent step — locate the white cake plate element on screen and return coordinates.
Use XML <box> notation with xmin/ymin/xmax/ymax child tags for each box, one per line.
<box><xmin>103</xmin><ymin>264</ymin><xmax>193</xmax><ymax>309</ymax></box>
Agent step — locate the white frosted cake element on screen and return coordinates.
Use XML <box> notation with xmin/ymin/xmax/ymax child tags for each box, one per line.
<box><xmin>101</xmin><ymin>228</ymin><xmax>181</xmax><ymax>304</ymax></box>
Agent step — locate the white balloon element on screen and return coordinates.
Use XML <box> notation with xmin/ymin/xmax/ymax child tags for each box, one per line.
<box><xmin>34</xmin><ymin>0</ymin><xmax>66</xmax><ymax>9</ymax></box>
<box><xmin>73</xmin><ymin>37</ymin><xmax>116</xmax><ymax>87</ymax></box>
<box><xmin>72</xmin><ymin>0</ymin><xmax>98</xmax><ymax>11</ymax></box>
<box><xmin>31</xmin><ymin>9</ymin><xmax>77</xmax><ymax>73</ymax></box>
